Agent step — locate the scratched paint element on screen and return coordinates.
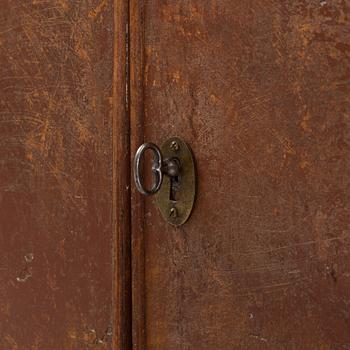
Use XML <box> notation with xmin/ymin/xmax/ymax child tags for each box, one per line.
<box><xmin>138</xmin><ymin>0</ymin><xmax>350</xmax><ymax>349</ymax></box>
<box><xmin>0</xmin><ymin>1</ymin><xmax>114</xmax><ymax>349</ymax></box>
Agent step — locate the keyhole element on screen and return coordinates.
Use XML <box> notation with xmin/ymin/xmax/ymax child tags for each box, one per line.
<box><xmin>170</xmin><ymin>175</ymin><xmax>180</xmax><ymax>201</ymax></box>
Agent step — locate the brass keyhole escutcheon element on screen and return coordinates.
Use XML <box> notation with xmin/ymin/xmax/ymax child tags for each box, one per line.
<box><xmin>133</xmin><ymin>137</ymin><xmax>196</xmax><ymax>226</ymax></box>
<box><xmin>156</xmin><ymin>137</ymin><xmax>196</xmax><ymax>226</ymax></box>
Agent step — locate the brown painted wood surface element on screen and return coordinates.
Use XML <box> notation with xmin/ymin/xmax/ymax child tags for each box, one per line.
<box><xmin>0</xmin><ymin>1</ymin><xmax>129</xmax><ymax>349</ymax></box>
<box><xmin>130</xmin><ymin>1</ymin><xmax>146</xmax><ymax>350</ymax></box>
<box><xmin>132</xmin><ymin>1</ymin><xmax>350</xmax><ymax>349</ymax></box>
<box><xmin>113</xmin><ymin>1</ymin><xmax>132</xmax><ymax>349</ymax></box>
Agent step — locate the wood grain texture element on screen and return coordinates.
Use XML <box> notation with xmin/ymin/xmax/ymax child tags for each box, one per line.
<box><xmin>133</xmin><ymin>1</ymin><xmax>350</xmax><ymax>349</ymax></box>
<box><xmin>113</xmin><ymin>0</ymin><xmax>132</xmax><ymax>349</ymax></box>
<box><xmin>129</xmin><ymin>1</ymin><xmax>146</xmax><ymax>349</ymax></box>
<box><xmin>0</xmin><ymin>1</ymin><xmax>128</xmax><ymax>349</ymax></box>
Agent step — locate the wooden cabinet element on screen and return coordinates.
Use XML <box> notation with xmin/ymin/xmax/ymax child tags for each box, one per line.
<box><xmin>1</xmin><ymin>1</ymin><xmax>349</xmax><ymax>349</ymax></box>
<box><xmin>131</xmin><ymin>1</ymin><xmax>350</xmax><ymax>349</ymax></box>
<box><xmin>0</xmin><ymin>1</ymin><xmax>128</xmax><ymax>349</ymax></box>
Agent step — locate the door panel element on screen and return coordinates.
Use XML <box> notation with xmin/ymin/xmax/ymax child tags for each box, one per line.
<box><xmin>0</xmin><ymin>1</ymin><xmax>122</xmax><ymax>349</ymax></box>
<box><xmin>132</xmin><ymin>1</ymin><xmax>350</xmax><ymax>349</ymax></box>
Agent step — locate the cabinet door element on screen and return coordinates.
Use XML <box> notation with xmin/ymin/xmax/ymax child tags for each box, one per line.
<box><xmin>0</xmin><ymin>2</ymin><xmax>129</xmax><ymax>349</ymax></box>
<box><xmin>131</xmin><ymin>2</ymin><xmax>350</xmax><ymax>349</ymax></box>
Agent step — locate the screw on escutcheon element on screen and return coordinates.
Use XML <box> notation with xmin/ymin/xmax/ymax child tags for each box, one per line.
<box><xmin>169</xmin><ymin>207</ymin><xmax>178</xmax><ymax>218</ymax></box>
<box><xmin>170</xmin><ymin>140</ymin><xmax>180</xmax><ymax>152</ymax></box>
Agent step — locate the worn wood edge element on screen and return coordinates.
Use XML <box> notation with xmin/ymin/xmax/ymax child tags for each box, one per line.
<box><xmin>129</xmin><ymin>1</ymin><xmax>146</xmax><ymax>349</ymax></box>
<box><xmin>113</xmin><ymin>0</ymin><xmax>132</xmax><ymax>349</ymax></box>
